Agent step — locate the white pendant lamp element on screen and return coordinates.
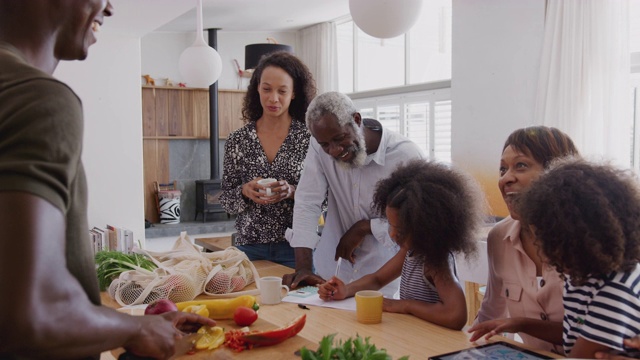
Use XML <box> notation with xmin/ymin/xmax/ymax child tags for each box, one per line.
<box><xmin>178</xmin><ymin>0</ymin><xmax>222</xmax><ymax>88</ymax></box>
<box><xmin>349</xmin><ymin>0</ymin><xmax>423</xmax><ymax>39</ymax></box>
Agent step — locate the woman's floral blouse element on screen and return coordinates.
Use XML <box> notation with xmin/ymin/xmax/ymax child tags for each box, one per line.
<box><xmin>219</xmin><ymin>120</ymin><xmax>310</xmax><ymax>245</ymax></box>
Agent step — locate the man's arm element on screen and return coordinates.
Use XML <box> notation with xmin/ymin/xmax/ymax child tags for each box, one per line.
<box><xmin>0</xmin><ymin>192</ymin><xmax>214</xmax><ymax>358</ymax></box>
<box><xmin>283</xmin><ymin>140</ymin><xmax>329</xmax><ymax>289</ymax></box>
<box><xmin>334</xmin><ymin>219</ymin><xmax>371</xmax><ymax>263</ymax></box>
<box><xmin>282</xmin><ymin>247</ymin><xmax>325</xmax><ymax>289</ymax></box>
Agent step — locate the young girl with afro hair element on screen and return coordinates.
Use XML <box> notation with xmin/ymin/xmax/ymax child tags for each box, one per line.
<box><xmin>318</xmin><ymin>159</ymin><xmax>486</xmax><ymax>330</ymax></box>
<box><xmin>517</xmin><ymin>159</ymin><xmax>640</xmax><ymax>359</ymax></box>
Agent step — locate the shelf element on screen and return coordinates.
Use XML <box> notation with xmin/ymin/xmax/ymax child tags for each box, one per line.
<box><xmin>143</xmin><ymin>136</ymin><xmax>209</xmax><ymax>140</ymax></box>
<box><xmin>142</xmin><ymin>85</ymin><xmax>209</xmax><ymax>91</ymax></box>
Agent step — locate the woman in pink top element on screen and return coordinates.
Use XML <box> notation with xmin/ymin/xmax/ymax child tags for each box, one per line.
<box><xmin>468</xmin><ymin>126</ymin><xmax>579</xmax><ymax>354</ymax></box>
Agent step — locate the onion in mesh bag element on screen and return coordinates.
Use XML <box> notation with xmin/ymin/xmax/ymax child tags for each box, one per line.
<box><xmin>231</xmin><ymin>276</ymin><xmax>246</xmax><ymax>292</ymax></box>
<box><xmin>109</xmin><ymin>280</ymin><xmax>145</xmax><ymax>306</ymax></box>
<box><xmin>156</xmin><ymin>273</ymin><xmax>199</xmax><ymax>303</ymax></box>
<box><xmin>205</xmin><ymin>271</ymin><xmax>234</xmax><ymax>294</ymax></box>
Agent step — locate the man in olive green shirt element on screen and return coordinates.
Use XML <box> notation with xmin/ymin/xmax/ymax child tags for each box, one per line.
<box><xmin>0</xmin><ymin>1</ymin><xmax>214</xmax><ymax>359</ymax></box>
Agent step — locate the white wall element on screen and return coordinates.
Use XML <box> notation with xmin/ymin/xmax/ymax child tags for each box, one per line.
<box><xmin>141</xmin><ymin>31</ymin><xmax>298</xmax><ymax>90</ymax></box>
<box><xmin>45</xmin><ymin>0</ymin><xmax>548</xmax><ymax>248</ymax></box>
<box><xmin>451</xmin><ymin>0</ymin><xmax>545</xmax><ymax>216</ymax></box>
<box><xmin>55</xmin><ymin>33</ymin><xmax>146</xmax><ymax>245</ymax></box>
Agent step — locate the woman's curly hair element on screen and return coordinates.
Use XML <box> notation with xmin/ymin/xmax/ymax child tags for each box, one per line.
<box><xmin>241</xmin><ymin>51</ymin><xmax>316</xmax><ymax>123</ymax></box>
<box><xmin>518</xmin><ymin>158</ymin><xmax>640</xmax><ymax>285</ymax></box>
<box><xmin>372</xmin><ymin>159</ymin><xmax>487</xmax><ymax>271</ymax></box>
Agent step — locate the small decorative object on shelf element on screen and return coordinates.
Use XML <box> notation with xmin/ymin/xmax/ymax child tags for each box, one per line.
<box><xmin>163</xmin><ymin>78</ymin><xmax>175</xmax><ymax>87</ymax></box>
<box><xmin>233</xmin><ymin>59</ymin><xmax>252</xmax><ymax>78</ymax></box>
<box><xmin>233</xmin><ymin>59</ymin><xmax>252</xmax><ymax>90</ymax></box>
<box><xmin>141</xmin><ymin>74</ymin><xmax>155</xmax><ymax>86</ymax></box>
<box><xmin>178</xmin><ymin>82</ymin><xmax>187</xmax><ymax>88</ymax></box>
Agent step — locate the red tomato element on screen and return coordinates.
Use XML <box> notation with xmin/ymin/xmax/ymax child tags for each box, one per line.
<box><xmin>233</xmin><ymin>306</ymin><xmax>258</xmax><ymax>326</ymax></box>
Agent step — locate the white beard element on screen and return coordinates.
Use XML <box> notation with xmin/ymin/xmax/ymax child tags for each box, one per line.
<box><xmin>336</xmin><ymin>124</ymin><xmax>367</xmax><ymax>169</ymax></box>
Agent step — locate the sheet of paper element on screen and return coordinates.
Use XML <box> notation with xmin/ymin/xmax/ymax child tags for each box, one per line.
<box><xmin>283</xmin><ymin>292</ymin><xmax>356</xmax><ymax>311</ymax></box>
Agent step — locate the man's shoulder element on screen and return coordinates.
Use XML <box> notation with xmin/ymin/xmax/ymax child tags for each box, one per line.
<box><xmin>0</xmin><ymin>50</ymin><xmax>79</xmax><ymax>105</ymax></box>
<box><xmin>382</xmin><ymin>129</ymin><xmax>424</xmax><ymax>156</ymax></box>
<box><xmin>0</xmin><ymin>76</ymin><xmax>81</xmax><ymax>117</ymax></box>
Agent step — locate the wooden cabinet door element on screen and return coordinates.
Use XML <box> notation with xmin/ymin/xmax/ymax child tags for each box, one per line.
<box><xmin>218</xmin><ymin>90</ymin><xmax>246</xmax><ymax>139</ymax></box>
<box><xmin>192</xmin><ymin>90</ymin><xmax>210</xmax><ymax>138</ymax></box>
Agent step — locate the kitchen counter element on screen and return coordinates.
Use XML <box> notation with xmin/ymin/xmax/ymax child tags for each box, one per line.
<box><xmin>101</xmin><ymin>260</ymin><xmax>562</xmax><ymax>359</ymax></box>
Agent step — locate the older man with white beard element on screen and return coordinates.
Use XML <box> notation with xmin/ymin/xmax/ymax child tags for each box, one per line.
<box><xmin>283</xmin><ymin>92</ymin><xmax>425</xmax><ymax>297</ymax></box>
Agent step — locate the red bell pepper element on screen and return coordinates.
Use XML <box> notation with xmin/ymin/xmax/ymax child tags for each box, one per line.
<box><xmin>241</xmin><ymin>313</ymin><xmax>306</xmax><ymax>346</ymax></box>
<box><xmin>225</xmin><ymin>314</ymin><xmax>306</xmax><ymax>351</ymax></box>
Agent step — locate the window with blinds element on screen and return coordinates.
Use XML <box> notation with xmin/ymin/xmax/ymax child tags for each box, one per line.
<box><xmin>351</xmin><ymin>88</ymin><xmax>451</xmax><ymax>163</ymax></box>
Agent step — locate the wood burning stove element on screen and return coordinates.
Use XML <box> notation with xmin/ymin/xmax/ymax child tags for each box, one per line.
<box><xmin>195</xmin><ymin>179</ymin><xmax>227</xmax><ymax>222</ymax></box>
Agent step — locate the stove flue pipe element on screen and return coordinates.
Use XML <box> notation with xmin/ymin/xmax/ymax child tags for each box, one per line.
<box><xmin>207</xmin><ymin>28</ymin><xmax>220</xmax><ymax>180</ymax></box>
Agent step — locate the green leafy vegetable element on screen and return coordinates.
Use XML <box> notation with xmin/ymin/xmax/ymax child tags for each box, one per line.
<box><xmin>300</xmin><ymin>333</ymin><xmax>409</xmax><ymax>360</ymax></box>
<box><xmin>95</xmin><ymin>251</ymin><xmax>157</xmax><ymax>291</ymax></box>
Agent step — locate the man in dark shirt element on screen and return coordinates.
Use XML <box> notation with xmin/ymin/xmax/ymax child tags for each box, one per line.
<box><xmin>0</xmin><ymin>1</ymin><xmax>214</xmax><ymax>359</ymax></box>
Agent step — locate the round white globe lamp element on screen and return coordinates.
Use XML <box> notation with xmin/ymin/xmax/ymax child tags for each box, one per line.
<box><xmin>179</xmin><ymin>0</ymin><xmax>222</xmax><ymax>88</ymax></box>
<box><xmin>349</xmin><ymin>0</ymin><xmax>424</xmax><ymax>39</ymax></box>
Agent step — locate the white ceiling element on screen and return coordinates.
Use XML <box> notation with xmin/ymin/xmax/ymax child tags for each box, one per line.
<box><xmin>160</xmin><ymin>0</ymin><xmax>350</xmax><ymax>32</ymax></box>
<box><xmin>107</xmin><ymin>0</ymin><xmax>351</xmax><ymax>35</ymax></box>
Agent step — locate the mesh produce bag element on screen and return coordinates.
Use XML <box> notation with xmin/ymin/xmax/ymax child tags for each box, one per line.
<box><xmin>108</xmin><ymin>268</ymin><xmax>199</xmax><ymax>306</ymax></box>
<box><xmin>201</xmin><ymin>246</ymin><xmax>259</xmax><ymax>297</ymax></box>
<box><xmin>107</xmin><ymin>232</ymin><xmax>259</xmax><ymax>306</ymax></box>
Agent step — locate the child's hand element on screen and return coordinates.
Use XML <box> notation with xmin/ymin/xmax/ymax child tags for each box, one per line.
<box><xmin>467</xmin><ymin>318</ymin><xmax>519</xmax><ymax>342</ymax></box>
<box><xmin>595</xmin><ymin>336</ymin><xmax>640</xmax><ymax>359</ymax></box>
<box><xmin>382</xmin><ymin>298</ymin><xmax>405</xmax><ymax>314</ymax></box>
<box><xmin>318</xmin><ymin>276</ymin><xmax>346</xmax><ymax>300</ymax></box>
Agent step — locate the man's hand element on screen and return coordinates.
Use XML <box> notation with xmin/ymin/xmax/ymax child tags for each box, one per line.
<box><xmin>335</xmin><ymin>220</ymin><xmax>371</xmax><ymax>264</ymax></box>
<box><xmin>283</xmin><ymin>247</ymin><xmax>326</xmax><ymax>289</ymax></box>
<box><xmin>123</xmin><ymin>312</ymin><xmax>216</xmax><ymax>359</ymax></box>
<box><xmin>283</xmin><ymin>268</ymin><xmax>325</xmax><ymax>289</ymax></box>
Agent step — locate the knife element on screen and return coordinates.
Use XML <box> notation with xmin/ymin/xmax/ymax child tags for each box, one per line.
<box><xmin>118</xmin><ymin>332</ymin><xmax>202</xmax><ymax>360</ymax></box>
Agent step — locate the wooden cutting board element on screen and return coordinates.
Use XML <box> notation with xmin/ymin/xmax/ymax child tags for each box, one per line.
<box><xmin>110</xmin><ymin>316</ymin><xmax>316</xmax><ymax>360</ymax></box>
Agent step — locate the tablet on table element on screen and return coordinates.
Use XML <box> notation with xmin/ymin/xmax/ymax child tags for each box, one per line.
<box><xmin>428</xmin><ymin>341</ymin><xmax>554</xmax><ymax>360</ymax></box>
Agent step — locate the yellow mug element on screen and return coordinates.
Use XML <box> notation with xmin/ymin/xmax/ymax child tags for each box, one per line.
<box><xmin>355</xmin><ymin>290</ymin><xmax>383</xmax><ymax>324</ymax></box>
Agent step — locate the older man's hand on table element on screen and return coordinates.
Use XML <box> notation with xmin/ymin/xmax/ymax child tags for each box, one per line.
<box><xmin>283</xmin><ymin>268</ymin><xmax>325</xmax><ymax>289</ymax></box>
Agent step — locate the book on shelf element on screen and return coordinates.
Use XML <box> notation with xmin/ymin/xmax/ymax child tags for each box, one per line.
<box><xmin>89</xmin><ymin>228</ymin><xmax>101</xmax><ymax>253</ymax></box>
<box><xmin>92</xmin><ymin>227</ymin><xmax>108</xmax><ymax>251</ymax></box>
<box><xmin>106</xmin><ymin>225</ymin><xmax>119</xmax><ymax>252</ymax></box>
<box><xmin>90</xmin><ymin>224</ymin><xmax>135</xmax><ymax>254</ymax></box>
<box><xmin>123</xmin><ymin>228</ymin><xmax>134</xmax><ymax>254</ymax></box>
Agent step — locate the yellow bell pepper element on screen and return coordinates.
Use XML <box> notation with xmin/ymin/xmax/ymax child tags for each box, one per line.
<box><xmin>195</xmin><ymin>326</ymin><xmax>225</xmax><ymax>350</ymax></box>
<box><xmin>182</xmin><ymin>304</ymin><xmax>209</xmax><ymax>318</ymax></box>
<box><xmin>176</xmin><ymin>295</ymin><xmax>258</xmax><ymax>319</ymax></box>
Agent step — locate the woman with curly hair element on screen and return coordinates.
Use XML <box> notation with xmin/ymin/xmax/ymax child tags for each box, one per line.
<box><xmin>469</xmin><ymin>126</ymin><xmax>579</xmax><ymax>353</ymax></box>
<box><xmin>516</xmin><ymin>159</ymin><xmax>640</xmax><ymax>359</ymax></box>
<box><xmin>219</xmin><ymin>51</ymin><xmax>316</xmax><ymax>267</ymax></box>
<box><xmin>318</xmin><ymin>159</ymin><xmax>486</xmax><ymax>330</ymax></box>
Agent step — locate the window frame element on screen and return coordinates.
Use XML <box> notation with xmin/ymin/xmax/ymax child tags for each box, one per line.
<box><xmin>349</xmin><ymin>81</ymin><xmax>452</xmax><ymax>162</ymax></box>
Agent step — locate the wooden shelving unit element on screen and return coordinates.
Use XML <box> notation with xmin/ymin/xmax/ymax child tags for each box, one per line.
<box><xmin>141</xmin><ymin>87</ymin><xmax>246</xmax><ymax>223</ymax></box>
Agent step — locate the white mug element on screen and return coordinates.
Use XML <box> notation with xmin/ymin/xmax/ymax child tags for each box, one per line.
<box><xmin>258</xmin><ymin>276</ymin><xmax>289</xmax><ymax>305</ymax></box>
<box><xmin>257</xmin><ymin>178</ymin><xmax>277</xmax><ymax>196</ymax></box>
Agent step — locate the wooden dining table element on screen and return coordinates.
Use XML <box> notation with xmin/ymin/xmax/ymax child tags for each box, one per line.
<box><xmin>101</xmin><ymin>260</ymin><xmax>562</xmax><ymax>360</ymax></box>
